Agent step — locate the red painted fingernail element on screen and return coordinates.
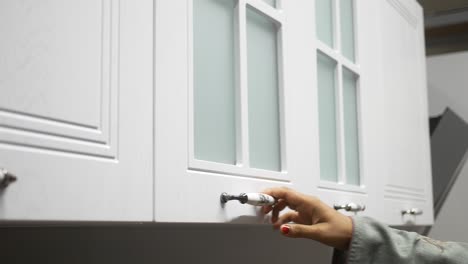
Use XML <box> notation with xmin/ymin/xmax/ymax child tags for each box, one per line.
<box><xmin>281</xmin><ymin>225</ymin><xmax>290</xmax><ymax>235</ymax></box>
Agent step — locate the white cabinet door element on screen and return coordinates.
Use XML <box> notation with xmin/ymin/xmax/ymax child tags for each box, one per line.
<box><xmin>155</xmin><ymin>0</ymin><xmax>317</xmax><ymax>223</ymax></box>
<box><xmin>311</xmin><ymin>0</ymin><xmax>381</xmax><ymax>219</ymax></box>
<box><xmin>378</xmin><ymin>0</ymin><xmax>433</xmax><ymax>225</ymax></box>
<box><xmin>0</xmin><ymin>0</ymin><xmax>153</xmax><ymax>221</ymax></box>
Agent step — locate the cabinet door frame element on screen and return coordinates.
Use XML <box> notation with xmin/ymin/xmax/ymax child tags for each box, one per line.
<box><xmin>154</xmin><ymin>0</ymin><xmax>317</xmax><ymax>223</ymax></box>
<box><xmin>187</xmin><ymin>0</ymin><xmax>288</xmax><ymax>181</ymax></box>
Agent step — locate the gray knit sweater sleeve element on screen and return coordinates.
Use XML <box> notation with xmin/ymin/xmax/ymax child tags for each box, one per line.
<box><xmin>332</xmin><ymin>216</ymin><xmax>468</xmax><ymax>264</ymax></box>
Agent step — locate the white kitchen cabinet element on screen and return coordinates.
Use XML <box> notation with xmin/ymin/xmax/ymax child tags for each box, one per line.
<box><xmin>0</xmin><ymin>0</ymin><xmax>432</xmax><ymax>225</ymax></box>
<box><xmin>154</xmin><ymin>0</ymin><xmax>433</xmax><ymax>224</ymax></box>
<box><xmin>312</xmin><ymin>0</ymin><xmax>434</xmax><ymax>226</ymax></box>
<box><xmin>0</xmin><ymin>0</ymin><xmax>154</xmax><ymax>221</ymax></box>
<box><xmin>377</xmin><ymin>0</ymin><xmax>434</xmax><ymax>226</ymax></box>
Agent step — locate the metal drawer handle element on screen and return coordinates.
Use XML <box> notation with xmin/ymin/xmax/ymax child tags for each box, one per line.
<box><xmin>401</xmin><ymin>208</ymin><xmax>423</xmax><ymax>216</ymax></box>
<box><xmin>0</xmin><ymin>168</ymin><xmax>17</xmax><ymax>188</ymax></box>
<box><xmin>334</xmin><ymin>203</ymin><xmax>366</xmax><ymax>212</ymax></box>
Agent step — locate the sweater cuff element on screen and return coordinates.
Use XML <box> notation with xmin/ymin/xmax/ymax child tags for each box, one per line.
<box><xmin>331</xmin><ymin>216</ymin><xmax>355</xmax><ymax>264</ymax></box>
<box><xmin>332</xmin><ymin>216</ymin><xmax>376</xmax><ymax>264</ymax></box>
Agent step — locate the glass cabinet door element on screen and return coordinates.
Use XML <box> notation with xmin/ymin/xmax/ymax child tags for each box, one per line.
<box><xmin>155</xmin><ymin>0</ymin><xmax>318</xmax><ymax>223</ymax></box>
<box><xmin>315</xmin><ymin>0</ymin><xmax>361</xmax><ymax>187</ymax></box>
<box><xmin>191</xmin><ymin>0</ymin><xmax>286</xmax><ymax>178</ymax></box>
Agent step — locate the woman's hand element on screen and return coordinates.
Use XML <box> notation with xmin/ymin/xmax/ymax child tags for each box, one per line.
<box><xmin>262</xmin><ymin>187</ymin><xmax>353</xmax><ymax>251</ymax></box>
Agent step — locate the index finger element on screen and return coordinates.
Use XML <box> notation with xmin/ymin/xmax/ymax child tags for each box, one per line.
<box><xmin>262</xmin><ymin>187</ymin><xmax>304</xmax><ymax>210</ymax></box>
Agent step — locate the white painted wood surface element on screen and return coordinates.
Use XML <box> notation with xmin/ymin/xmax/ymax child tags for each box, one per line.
<box><xmin>154</xmin><ymin>0</ymin><xmax>432</xmax><ymax>224</ymax></box>
<box><xmin>155</xmin><ymin>0</ymin><xmax>316</xmax><ymax>223</ymax></box>
<box><xmin>0</xmin><ymin>0</ymin><xmax>154</xmax><ymax>221</ymax></box>
<box><xmin>314</xmin><ymin>0</ymin><xmax>381</xmax><ymax>220</ymax></box>
<box><xmin>0</xmin><ymin>0</ymin><xmax>432</xmax><ymax>224</ymax></box>
<box><xmin>377</xmin><ymin>0</ymin><xmax>434</xmax><ymax>225</ymax></box>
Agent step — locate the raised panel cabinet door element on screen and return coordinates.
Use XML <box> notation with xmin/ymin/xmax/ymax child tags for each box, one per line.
<box><xmin>378</xmin><ymin>0</ymin><xmax>433</xmax><ymax>225</ymax></box>
<box><xmin>155</xmin><ymin>0</ymin><xmax>317</xmax><ymax>223</ymax></box>
<box><xmin>0</xmin><ymin>0</ymin><xmax>153</xmax><ymax>221</ymax></box>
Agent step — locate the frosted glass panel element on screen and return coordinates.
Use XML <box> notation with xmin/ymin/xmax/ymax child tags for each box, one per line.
<box><xmin>193</xmin><ymin>0</ymin><xmax>236</xmax><ymax>164</ymax></box>
<box><xmin>340</xmin><ymin>0</ymin><xmax>355</xmax><ymax>62</ymax></box>
<box><xmin>317</xmin><ymin>53</ymin><xmax>338</xmax><ymax>182</ymax></box>
<box><xmin>247</xmin><ymin>8</ymin><xmax>281</xmax><ymax>171</ymax></box>
<box><xmin>315</xmin><ymin>0</ymin><xmax>334</xmax><ymax>47</ymax></box>
<box><xmin>343</xmin><ymin>68</ymin><xmax>360</xmax><ymax>185</ymax></box>
<box><xmin>262</xmin><ymin>0</ymin><xmax>276</xmax><ymax>7</ymax></box>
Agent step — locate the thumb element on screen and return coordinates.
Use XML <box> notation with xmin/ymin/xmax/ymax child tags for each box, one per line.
<box><xmin>280</xmin><ymin>223</ymin><xmax>325</xmax><ymax>240</ymax></box>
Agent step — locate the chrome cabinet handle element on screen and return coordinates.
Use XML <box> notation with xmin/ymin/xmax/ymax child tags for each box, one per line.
<box><xmin>401</xmin><ymin>208</ymin><xmax>423</xmax><ymax>216</ymax></box>
<box><xmin>0</xmin><ymin>168</ymin><xmax>17</xmax><ymax>188</ymax></box>
<box><xmin>334</xmin><ymin>203</ymin><xmax>366</xmax><ymax>212</ymax></box>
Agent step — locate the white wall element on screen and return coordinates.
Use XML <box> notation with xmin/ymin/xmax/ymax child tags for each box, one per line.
<box><xmin>426</xmin><ymin>51</ymin><xmax>468</xmax><ymax>243</ymax></box>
